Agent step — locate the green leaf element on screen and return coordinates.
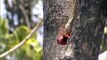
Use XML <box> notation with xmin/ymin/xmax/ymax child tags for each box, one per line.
<box><xmin>14</xmin><ymin>25</ymin><xmax>30</xmax><ymax>41</ymax></box>
<box><xmin>23</xmin><ymin>38</ymin><xmax>42</xmax><ymax>60</ymax></box>
<box><xmin>0</xmin><ymin>17</ymin><xmax>9</xmax><ymax>36</ymax></box>
<box><xmin>26</xmin><ymin>38</ymin><xmax>42</xmax><ymax>52</ymax></box>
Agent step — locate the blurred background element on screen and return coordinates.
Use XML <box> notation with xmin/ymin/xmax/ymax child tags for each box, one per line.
<box><xmin>0</xmin><ymin>0</ymin><xmax>43</xmax><ymax>60</ymax></box>
<box><xmin>0</xmin><ymin>0</ymin><xmax>107</xmax><ymax>60</ymax></box>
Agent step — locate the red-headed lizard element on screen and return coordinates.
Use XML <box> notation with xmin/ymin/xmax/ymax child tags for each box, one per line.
<box><xmin>57</xmin><ymin>0</ymin><xmax>78</xmax><ymax>45</ymax></box>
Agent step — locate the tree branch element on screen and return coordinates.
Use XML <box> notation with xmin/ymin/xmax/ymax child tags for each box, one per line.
<box><xmin>19</xmin><ymin>5</ymin><xmax>31</xmax><ymax>29</ymax></box>
<box><xmin>0</xmin><ymin>20</ymin><xmax>43</xmax><ymax>58</ymax></box>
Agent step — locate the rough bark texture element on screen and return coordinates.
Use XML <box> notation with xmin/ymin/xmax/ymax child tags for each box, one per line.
<box><xmin>43</xmin><ymin>0</ymin><xmax>74</xmax><ymax>60</ymax></box>
<box><xmin>71</xmin><ymin>0</ymin><xmax>106</xmax><ymax>60</ymax></box>
<box><xmin>43</xmin><ymin>0</ymin><xmax>107</xmax><ymax>60</ymax></box>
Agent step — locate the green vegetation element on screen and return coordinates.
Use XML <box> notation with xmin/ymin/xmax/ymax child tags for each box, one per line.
<box><xmin>0</xmin><ymin>17</ymin><xmax>42</xmax><ymax>60</ymax></box>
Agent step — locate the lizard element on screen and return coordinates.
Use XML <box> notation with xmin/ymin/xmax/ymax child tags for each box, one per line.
<box><xmin>57</xmin><ymin>0</ymin><xmax>78</xmax><ymax>45</ymax></box>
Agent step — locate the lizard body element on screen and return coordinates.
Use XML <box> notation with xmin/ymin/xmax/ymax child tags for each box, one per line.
<box><xmin>57</xmin><ymin>0</ymin><xmax>78</xmax><ymax>45</ymax></box>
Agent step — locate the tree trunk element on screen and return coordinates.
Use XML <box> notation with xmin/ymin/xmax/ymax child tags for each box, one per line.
<box><xmin>43</xmin><ymin>0</ymin><xmax>107</xmax><ymax>60</ymax></box>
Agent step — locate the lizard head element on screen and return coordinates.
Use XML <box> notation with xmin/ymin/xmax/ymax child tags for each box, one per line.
<box><xmin>57</xmin><ymin>33</ymin><xmax>70</xmax><ymax>45</ymax></box>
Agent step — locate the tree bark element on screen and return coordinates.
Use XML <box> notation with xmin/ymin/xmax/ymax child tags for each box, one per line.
<box><xmin>71</xmin><ymin>0</ymin><xmax>106</xmax><ymax>60</ymax></box>
<box><xmin>43</xmin><ymin>0</ymin><xmax>107</xmax><ymax>60</ymax></box>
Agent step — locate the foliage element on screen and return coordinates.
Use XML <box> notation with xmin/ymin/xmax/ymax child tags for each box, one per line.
<box><xmin>0</xmin><ymin>17</ymin><xmax>42</xmax><ymax>60</ymax></box>
<box><xmin>4</xmin><ymin>0</ymin><xmax>40</xmax><ymax>28</ymax></box>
